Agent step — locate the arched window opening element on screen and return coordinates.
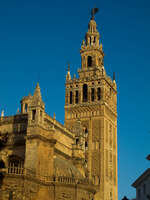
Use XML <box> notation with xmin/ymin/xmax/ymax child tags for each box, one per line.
<box><xmin>85</xmin><ymin>141</ymin><xmax>88</xmax><ymax>150</ymax></box>
<box><xmin>70</xmin><ymin>91</ymin><xmax>73</xmax><ymax>104</ymax></box>
<box><xmin>93</xmin><ymin>37</ymin><xmax>96</xmax><ymax>43</ymax></box>
<box><xmin>84</xmin><ymin>128</ymin><xmax>88</xmax><ymax>138</ymax></box>
<box><xmin>88</xmin><ymin>56</ymin><xmax>92</xmax><ymax>67</ymax></box>
<box><xmin>76</xmin><ymin>138</ymin><xmax>79</xmax><ymax>145</ymax></box>
<box><xmin>91</xmin><ymin>88</ymin><xmax>95</xmax><ymax>101</ymax></box>
<box><xmin>32</xmin><ymin>109</ymin><xmax>36</xmax><ymax>120</ymax></box>
<box><xmin>85</xmin><ymin>128</ymin><xmax>88</xmax><ymax>134</ymax></box>
<box><xmin>0</xmin><ymin>160</ymin><xmax>5</xmax><ymax>168</ymax></box>
<box><xmin>25</xmin><ymin>104</ymin><xmax>28</xmax><ymax>112</ymax></box>
<box><xmin>83</xmin><ymin>84</ymin><xmax>88</xmax><ymax>102</ymax></box>
<box><xmin>75</xmin><ymin>91</ymin><xmax>79</xmax><ymax>104</ymax></box>
<box><xmin>97</xmin><ymin>88</ymin><xmax>101</xmax><ymax>100</ymax></box>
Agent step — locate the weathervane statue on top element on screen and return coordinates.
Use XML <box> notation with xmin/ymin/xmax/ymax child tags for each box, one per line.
<box><xmin>91</xmin><ymin>7</ymin><xmax>99</xmax><ymax>19</ymax></box>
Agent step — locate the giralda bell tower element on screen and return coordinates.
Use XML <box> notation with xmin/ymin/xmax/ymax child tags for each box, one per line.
<box><xmin>65</xmin><ymin>10</ymin><xmax>118</xmax><ymax>200</ymax></box>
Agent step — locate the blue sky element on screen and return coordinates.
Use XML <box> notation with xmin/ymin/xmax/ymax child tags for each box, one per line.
<box><xmin>0</xmin><ymin>0</ymin><xmax>150</xmax><ymax>199</ymax></box>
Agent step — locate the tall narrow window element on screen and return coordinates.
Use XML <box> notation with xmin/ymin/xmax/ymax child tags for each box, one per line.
<box><xmin>85</xmin><ymin>128</ymin><xmax>88</xmax><ymax>134</ymax></box>
<box><xmin>75</xmin><ymin>91</ymin><xmax>79</xmax><ymax>104</ymax></box>
<box><xmin>9</xmin><ymin>191</ymin><xmax>13</xmax><ymax>200</ymax></box>
<box><xmin>97</xmin><ymin>87</ymin><xmax>101</xmax><ymax>100</ymax></box>
<box><xmin>85</xmin><ymin>141</ymin><xmax>88</xmax><ymax>150</ymax></box>
<box><xmin>32</xmin><ymin>110</ymin><xmax>36</xmax><ymax>120</ymax></box>
<box><xmin>83</xmin><ymin>84</ymin><xmax>88</xmax><ymax>102</ymax></box>
<box><xmin>25</xmin><ymin>104</ymin><xmax>28</xmax><ymax>112</ymax></box>
<box><xmin>76</xmin><ymin>138</ymin><xmax>79</xmax><ymax>145</ymax></box>
<box><xmin>88</xmin><ymin>56</ymin><xmax>92</xmax><ymax>67</ymax></box>
<box><xmin>91</xmin><ymin>88</ymin><xmax>95</xmax><ymax>101</ymax></box>
<box><xmin>70</xmin><ymin>91</ymin><xmax>73</xmax><ymax>104</ymax></box>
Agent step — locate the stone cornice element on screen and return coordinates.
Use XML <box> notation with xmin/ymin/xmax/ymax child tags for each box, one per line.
<box><xmin>26</xmin><ymin>134</ymin><xmax>56</xmax><ymax>145</ymax></box>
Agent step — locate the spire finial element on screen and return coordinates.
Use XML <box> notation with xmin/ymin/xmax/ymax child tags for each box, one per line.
<box><xmin>91</xmin><ymin>8</ymin><xmax>99</xmax><ymax>19</ymax></box>
<box><xmin>67</xmin><ymin>63</ymin><xmax>70</xmax><ymax>72</ymax></box>
<box><xmin>34</xmin><ymin>82</ymin><xmax>42</xmax><ymax>100</ymax></box>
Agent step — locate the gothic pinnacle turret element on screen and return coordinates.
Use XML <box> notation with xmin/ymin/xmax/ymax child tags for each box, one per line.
<box><xmin>33</xmin><ymin>82</ymin><xmax>42</xmax><ymax>100</ymax></box>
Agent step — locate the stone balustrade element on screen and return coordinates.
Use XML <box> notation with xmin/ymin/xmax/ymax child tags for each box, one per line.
<box><xmin>0</xmin><ymin>166</ymin><xmax>92</xmax><ymax>185</ymax></box>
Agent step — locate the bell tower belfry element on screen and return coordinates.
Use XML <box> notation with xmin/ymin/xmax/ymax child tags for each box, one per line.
<box><xmin>65</xmin><ymin>11</ymin><xmax>118</xmax><ymax>200</ymax></box>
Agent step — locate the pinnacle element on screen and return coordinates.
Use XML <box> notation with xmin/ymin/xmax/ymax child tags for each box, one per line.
<box><xmin>34</xmin><ymin>82</ymin><xmax>42</xmax><ymax>100</ymax></box>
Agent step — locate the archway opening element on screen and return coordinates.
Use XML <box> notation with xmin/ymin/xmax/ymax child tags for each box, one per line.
<box><xmin>88</xmin><ymin>56</ymin><xmax>92</xmax><ymax>67</ymax></box>
<box><xmin>83</xmin><ymin>84</ymin><xmax>88</xmax><ymax>102</ymax></box>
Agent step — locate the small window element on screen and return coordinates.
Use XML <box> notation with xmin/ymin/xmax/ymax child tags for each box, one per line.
<box><xmin>93</xmin><ymin>37</ymin><xmax>96</xmax><ymax>43</ymax></box>
<box><xmin>83</xmin><ymin>84</ymin><xmax>88</xmax><ymax>102</ymax></box>
<box><xmin>85</xmin><ymin>128</ymin><xmax>88</xmax><ymax>134</ymax></box>
<box><xmin>75</xmin><ymin>91</ymin><xmax>79</xmax><ymax>104</ymax></box>
<box><xmin>91</xmin><ymin>88</ymin><xmax>95</xmax><ymax>101</ymax></box>
<box><xmin>76</xmin><ymin>138</ymin><xmax>79</xmax><ymax>145</ymax></box>
<box><xmin>70</xmin><ymin>91</ymin><xmax>73</xmax><ymax>104</ymax></box>
<box><xmin>85</xmin><ymin>141</ymin><xmax>88</xmax><ymax>148</ymax></box>
<box><xmin>25</xmin><ymin>104</ymin><xmax>28</xmax><ymax>112</ymax></box>
<box><xmin>88</xmin><ymin>56</ymin><xmax>92</xmax><ymax>67</ymax></box>
<box><xmin>97</xmin><ymin>88</ymin><xmax>101</xmax><ymax>100</ymax></box>
<box><xmin>32</xmin><ymin>110</ymin><xmax>36</xmax><ymax>120</ymax></box>
<box><xmin>9</xmin><ymin>191</ymin><xmax>13</xmax><ymax>200</ymax></box>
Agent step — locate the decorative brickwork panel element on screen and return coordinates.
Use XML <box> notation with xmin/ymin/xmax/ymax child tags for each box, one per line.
<box><xmin>92</xmin><ymin>119</ymin><xmax>101</xmax><ymax>142</ymax></box>
<box><xmin>92</xmin><ymin>151</ymin><xmax>100</xmax><ymax>176</ymax></box>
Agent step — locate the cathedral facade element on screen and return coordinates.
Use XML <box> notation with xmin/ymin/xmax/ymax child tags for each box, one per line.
<box><xmin>0</xmin><ymin>14</ymin><xmax>118</xmax><ymax>200</ymax></box>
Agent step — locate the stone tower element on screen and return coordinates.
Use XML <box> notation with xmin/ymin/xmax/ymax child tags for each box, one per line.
<box><xmin>65</xmin><ymin>15</ymin><xmax>118</xmax><ymax>200</ymax></box>
<box><xmin>21</xmin><ymin>83</ymin><xmax>56</xmax><ymax>178</ymax></box>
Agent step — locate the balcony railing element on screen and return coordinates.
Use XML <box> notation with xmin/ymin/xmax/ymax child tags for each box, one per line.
<box><xmin>0</xmin><ymin>166</ymin><xmax>92</xmax><ymax>185</ymax></box>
